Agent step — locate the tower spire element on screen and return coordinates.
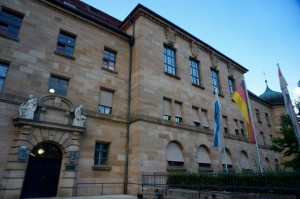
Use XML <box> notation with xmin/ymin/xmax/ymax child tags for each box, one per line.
<box><xmin>263</xmin><ymin>71</ymin><xmax>268</xmax><ymax>87</ymax></box>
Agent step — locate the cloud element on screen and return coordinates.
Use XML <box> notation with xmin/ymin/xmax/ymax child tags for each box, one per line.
<box><xmin>293</xmin><ymin>87</ymin><xmax>300</xmax><ymax>100</ymax></box>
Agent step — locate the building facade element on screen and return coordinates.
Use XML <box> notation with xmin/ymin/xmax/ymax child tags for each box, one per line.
<box><xmin>0</xmin><ymin>0</ymin><xmax>285</xmax><ymax>198</ymax></box>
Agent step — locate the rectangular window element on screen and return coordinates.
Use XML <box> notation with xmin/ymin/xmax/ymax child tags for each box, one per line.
<box><xmin>48</xmin><ymin>75</ymin><xmax>69</xmax><ymax>96</ymax></box>
<box><xmin>259</xmin><ymin>132</ymin><xmax>265</xmax><ymax>146</ymax></box>
<box><xmin>199</xmin><ymin>163</ymin><xmax>211</xmax><ymax>169</ymax></box>
<box><xmin>240</xmin><ymin>121</ymin><xmax>245</xmax><ymax>137</ymax></box>
<box><xmin>174</xmin><ymin>102</ymin><xmax>182</xmax><ymax>123</ymax></box>
<box><xmin>163</xmin><ymin>99</ymin><xmax>171</xmax><ymax>120</ymax></box>
<box><xmin>222</xmin><ymin>116</ymin><xmax>228</xmax><ymax>134</ymax></box>
<box><xmin>168</xmin><ymin>161</ymin><xmax>184</xmax><ymax>167</ymax></box>
<box><xmin>256</xmin><ymin>109</ymin><xmax>262</xmax><ymax>123</ymax></box>
<box><xmin>211</xmin><ymin>69</ymin><xmax>220</xmax><ymax>92</ymax></box>
<box><xmin>0</xmin><ymin>62</ymin><xmax>9</xmax><ymax>91</ymax></box>
<box><xmin>99</xmin><ymin>90</ymin><xmax>113</xmax><ymax>114</ymax></box>
<box><xmin>94</xmin><ymin>142</ymin><xmax>109</xmax><ymax>165</ymax></box>
<box><xmin>201</xmin><ymin>110</ymin><xmax>209</xmax><ymax>129</ymax></box>
<box><xmin>265</xmin><ymin>113</ymin><xmax>271</xmax><ymax>125</ymax></box>
<box><xmin>228</xmin><ymin>78</ymin><xmax>235</xmax><ymax>94</ymax></box>
<box><xmin>192</xmin><ymin>107</ymin><xmax>200</xmax><ymax>127</ymax></box>
<box><xmin>234</xmin><ymin>119</ymin><xmax>239</xmax><ymax>136</ymax></box>
<box><xmin>164</xmin><ymin>46</ymin><xmax>176</xmax><ymax>75</ymax></box>
<box><xmin>103</xmin><ymin>49</ymin><xmax>116</xmax><ymax>70</ymax></box>
<box><xmin>0</xmin><ymin>8</ymin><xmax>23</xmax><ymax>38</ymax></box>
<box><xmin>190</xmin><ymin>59</ymin><xmax>200</xmax><ymax>85</ymax></box>
<box><xmin>56</xmin><ymin>31</ymin><xmax>76</xmax><ymax>57</ymax></box>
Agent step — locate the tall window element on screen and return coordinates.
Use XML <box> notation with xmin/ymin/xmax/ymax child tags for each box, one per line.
<box><xmin>103</xmin><ymin>49</ymin><xmax>116</xmax><ymax>70</ymax></box>
<box><xmin>163</xmin><ymin>99</ymin><xmax>171</xmax><ymax>120</ymax></box>
<box><xmin>190</xmin><ymin>59</ymin><xmax>200</xmax><ymax>85</ymax></box>
<box><xmin>164</xmin><ymin>46</ymin><xmax>176</xmax><ymax>75</ymax></box>
<box><xmin>240</xmin><ymin>121</ymin><xmax>245</xmax><ymax>137</ymax></box>
<box><xmin>99</xmin><ymin>90</ymin><xmax>113</xmax><ymax>114</ymax></box>
<box><xmin>201</xmin><ymin>110</ymin><xmax>209</xmax><ymax>129</ymax></box>
<box><xmin>0</xmin><ymin>62</ymin><xmax>9</xmax><ymax>91</ymax></box>
<box><xmin>211</xmin><ymin>69</ymin><xmax>220</xmax><ymax>92</ymax></box>
<box><xmin>0</xmin><ymin>8</ymin><xmax>23</xmax><ymax>38</ymax></box>
<box><xmin>255</xmin><ymin>109</ymin><xmax>262</xmax><ymax>123</ymax></box>
<box><xmin>228</xmin><ymin>78</ymin><xmax>234</xmax><ymax>94</ymax></box>
<box><xmin>222</xmin><ymin>116</ymin><xmax>228</xmax><ymax>134</ymax></box>
<box><xmin>94</xmin><ymin>142</ymin><xmax>109</xmax><ymax>165</ymax></box>
<box><xmin>197</xmin><ymin>146</ymin><xmax>211</xmax><ymax>170</ymax></box>
<box><xmin>234</xmin><ymin>119</ymin><xmax>239</xmax><ymax>136</ymax></box>
<box><xmin>222</xmin><ymin>149</ymin><xmax>233</xmax><ymax>170</ymax></box>
<box><xmin>174</xmin><ymin>102</ymin><xmax>182</xmax><ymax>123</ymax></box>
<box><xmin>192</xmin><ymin>107</ymin><xmax>200</xmax><ymax>127</ymax></box>
<box><xmin>56</xmin><ymin>31</ymin><xmax>76</xmax><ymax>57</ymax></box>
<box><xmin>48</xmin><ymin>75</ymin><xmax>69</xmax><ymax>96</ymax></box>
<box><xmin>265</xmin><ymin>113</ymin><xmax>271</xmax><ymax>125</ymax></box>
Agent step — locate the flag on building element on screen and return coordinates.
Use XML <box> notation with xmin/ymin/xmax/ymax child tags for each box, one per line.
<box><xmin>278</xmin><ymin>65</ymin><xmax>300</xmax><ymax>149</ymax></box>
<box><xmin>232</xmin><ymin>80</ymin><xmax>255</xmax><ymax>142</ymax></box>
<box><xmin>213</xmin><ymin>91</ymin><xmax>224</xmax><ymax>147</ymax></box>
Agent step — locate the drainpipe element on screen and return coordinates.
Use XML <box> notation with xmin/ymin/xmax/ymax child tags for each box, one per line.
<box><xmin>124</xmin><ymin>16</ymin><xmax>135</xmax><ymax>194</ymax></box>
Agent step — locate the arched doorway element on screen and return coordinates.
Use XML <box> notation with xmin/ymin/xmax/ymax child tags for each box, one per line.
<box><xmin>21</xmin><ymin>143</ymin><xmax>62</xmax><ymax>198</ymax></box>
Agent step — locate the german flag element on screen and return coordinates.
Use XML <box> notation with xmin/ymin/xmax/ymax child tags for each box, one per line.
<box><xmin>232</xmin><ymin>80</ymin><xmax>255</xmax><ymax>142</ymax></box>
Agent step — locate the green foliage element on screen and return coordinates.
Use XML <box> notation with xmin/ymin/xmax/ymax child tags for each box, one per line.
<box><xmin>270</xmin><ymin>114</ymin><xmax>300</xmax><ymax>170</ymax></box>
<box><xmin>166</xmin><ymin>172</ymin><xmax>300</xmax><ymax>195</ymax></box>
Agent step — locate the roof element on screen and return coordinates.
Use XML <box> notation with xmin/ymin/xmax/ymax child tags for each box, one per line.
<box><xmin>259</xmin><ymin>86</ymin><xmax>284</xmax><ymax>106</ymax></box>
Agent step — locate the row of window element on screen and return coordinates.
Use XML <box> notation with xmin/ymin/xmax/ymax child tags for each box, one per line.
<box><xmin>163</xmin><ymin>98</ymin><xmax>248</xmax><ymax>137</ymax></box>
<box><xmin>164</xmin><ymin>45</ymin><xmax>235</xmax><ymax>95</ymax></box>
<box><xmin>166</xmin><ymin>142</ymin><xmax>279</xmax><ymax>171</ymax></box>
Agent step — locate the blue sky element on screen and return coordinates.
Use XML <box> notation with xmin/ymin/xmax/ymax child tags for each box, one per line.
<box><xmin>81</xmin><ymin>0</ymin><xmax>300</xmax><ymax>102</ymax></box>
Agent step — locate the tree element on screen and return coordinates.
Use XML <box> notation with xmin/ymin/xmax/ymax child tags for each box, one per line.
<box><xmin>270</xmin><ymin>107</ymin><xmax>300</xmax><ymax>170</ymax></box>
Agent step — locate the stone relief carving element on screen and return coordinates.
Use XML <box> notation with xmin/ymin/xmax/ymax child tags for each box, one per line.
<box><xmin>210</xmin><ymin>52</ymin><xmax>218</xmax><ymax>68</ymax></box>
<box><xmin>227</xmin><ymin>62</ymin><xmax>234</xmax><ymax>77</ymax></box>
<box><xmin>165</xmin><ymin>27</ymin><xmax>176</xmax><ymax>46</ymax></box>
<box><xmin>54</xmin><ymin>96</ymin><xmax>61</xmax><ymax>107</ymax></box>
<box><xmin>19</xmin><ymin>94</ymin><xmax>37</xmax><ymax>120</ymax></box>
<box><xmin>72</xmin><ymin>105</ymin><xmax>86</xmax><ymax>127</ymax></box>
<box><xmin>190</xmin><ymin>41</ymin><xmax>199</xmax><ymax>58</ymax></box>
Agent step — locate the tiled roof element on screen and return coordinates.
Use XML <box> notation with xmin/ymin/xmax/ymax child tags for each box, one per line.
<box><xmin>50</xmin><ymin>0</ymin><xmax>122</xmax><ymax>28</ymax></box>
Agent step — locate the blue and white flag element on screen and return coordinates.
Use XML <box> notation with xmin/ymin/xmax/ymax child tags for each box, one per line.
<box><xmin>213</xmin><ymin>91</ymin><xmax>224</xmax><ymax>147</ymax></box>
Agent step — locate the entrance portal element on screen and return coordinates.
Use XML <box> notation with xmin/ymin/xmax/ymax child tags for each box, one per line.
<box><xmin>21</xmin><ymin>143</ymin><xmax>62</xmax><ymax>198</ymax></box>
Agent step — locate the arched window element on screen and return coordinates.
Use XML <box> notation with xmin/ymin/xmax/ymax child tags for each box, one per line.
<box><xmin>166</xmin><ymin>142</ymin><xmax>184</xmax><ymax>167</ymax></box>
<box><xmin>240</xmin><ymin>151</ymin><xmax>250</xmax><ymax>169</ymax></box>
<box><xmin>197</xmin><ymin>145</ymin><xmax>211</xmax><ymax>169</ymax></box>
<box><xmin>264</xmin><ymin>157</ymin><xmax>271</xmax><ymax>171</ymax></box>
<box><xmin>222</xmin><ymin>148</ymin><xmax>233</xmax><ymax>169</ymax></box>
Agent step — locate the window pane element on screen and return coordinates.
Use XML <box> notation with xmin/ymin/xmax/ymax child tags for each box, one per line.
<box><xmin>164</xmin><ymin>46</ymin><xmax>176</xmax><ymax>75</ymax></box>
<box><xmin>49</xmin><ymin>76</ymin><xmax>68</xmax><ymax>96</ymax></box>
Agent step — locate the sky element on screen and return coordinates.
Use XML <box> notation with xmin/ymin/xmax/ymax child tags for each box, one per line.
<box><xmin>81</xmin><ymin>0</ymin><xmax>300</xmax><ymax>103</ymax></box>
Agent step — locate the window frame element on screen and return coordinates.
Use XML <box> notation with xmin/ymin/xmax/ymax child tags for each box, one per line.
<box><xmin>55</xmin><ymin>30</ymin><xmax>76</xmax><ymax>58</ymax></box>
<box><xmin>48</xmin><ymin>75</ymin><xmax>69</xmax><ymax>96</ymax></box>
<box><xmin>99</xmin><ymin>89</ymin><xmax>114</xmax><ymax>115</ymax></box>
<box><xmin>94</xmin><ymin>142</ymin><xmax>110</xmax><ymax>166</ymax></box>
<box><xmin>228</xmin><ymin>78</ymin><xmax>235</xmax><ymax>94</ymax></box>
<box><xmin>211</xmin><ymin>68</ymin><xmax>220</xmax><ymax>93</ymax></box>
<box><xmin>0</xmin><ymin>7</ymin><xmax>24</xmax><ymax>39</ymax></box>
<box><xmin>190</xmin><ymin>58</ymin><xmax>201</xmax><ymax>86</ymax></box>
<box><xmin>102</xmin><ymin>48</ymin><xmax>116</xmax><ymax>71</ymax></box>
<box><xmin>0</xmin><ymin>61</ymin><xmax>9</xmax><ymax>92</ymax></box>
<box><xmin>163</xmin><ymin>45</ymin><xmax>176</xmax><ymax>76</ymax></box>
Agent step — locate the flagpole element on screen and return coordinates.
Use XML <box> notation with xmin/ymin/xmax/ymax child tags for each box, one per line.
<box><xmin>215</xmin><ymin>88</ymin><xmax>228</xmax><ymax>172</ymax></box>
<box><xmin>243</xmin><ymin>79</ymin><xmax>263</xmax><ymax>173</ymax></box>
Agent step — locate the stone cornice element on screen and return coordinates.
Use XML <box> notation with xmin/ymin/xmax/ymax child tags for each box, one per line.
<box><xmin>121</xmin><ymin>5</ymin><xmax>248</xmax><ymax>74</ymax></box>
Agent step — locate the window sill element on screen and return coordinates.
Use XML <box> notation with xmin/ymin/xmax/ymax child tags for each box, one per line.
<box><xmin>54</xmin><ymin>50</ymin><xmax>76</xmax><ymax>60</ymax></box>
<box><xmin>164</xmin><ymin>71</ymin><xmax>181</xmax><ymax>80</ymax></box>
<box><xmin>101</xmin><ymin>67</ymin><xmax>118</xmax><ymax>74</ymax></box>
<box><xmin>213</xmin><ymin>91</ymin><xmax>224</xmax><ymax>98</ymax></box>
<box><xmin>0</xmin><ymin>32</ymin><xmax>19</xmax><ymax>41</ymax></box>
<box><xmin>191</xmin><ymin>83</ymin><xmax>205</xmax><ymax>90</ymax></box>
<box><xmin>92</xmin><ymin>165</ymin><xmax>112</xmax><ymax>170</ymax></box>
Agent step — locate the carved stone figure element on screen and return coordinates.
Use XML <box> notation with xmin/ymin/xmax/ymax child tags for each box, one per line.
<box><xmin>227</xmin><ymin>62</ymin><xmax>234</xmax><ymax>77</ymax></box>
<box><xmin>165</xmin><ymin>27</ymin><xmax>176</xmax><ymax>46</ymax></box>
<box><xmin>190</xmin><ymin>41</ymin><xmax>199</xmax><ymax>58</ymax></box>
<box><xmin>72</xmin><ymin>105</ymin><xmax>86</xmax><ymax>127</ymax></box>
<box><xmin>19</xmin><ymin>94</ymin><xmax>37</xmax><ymax>120</ymax></box>
<box><xmin>211</xmin><ymin>52</ymin><xmax>218</xmax><ymax>68</ymax></box>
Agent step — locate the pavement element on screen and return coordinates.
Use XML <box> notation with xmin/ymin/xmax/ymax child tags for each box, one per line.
<box><xmin>32</xmin><ymin>195</ymin><xmax>137</xmax><ymax>199</ymax></box>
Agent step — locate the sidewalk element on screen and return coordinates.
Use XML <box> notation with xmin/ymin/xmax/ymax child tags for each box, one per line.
<box><xmin>32</xmin><ymin>195</ymin><xmax>137</xmax><ymax>199</ymax></box>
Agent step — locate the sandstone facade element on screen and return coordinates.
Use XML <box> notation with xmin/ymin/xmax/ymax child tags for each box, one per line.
<box><xmin>0</xmin><ymin>1</ymin><xmax>285</xmax><ymax>198</ymax></box>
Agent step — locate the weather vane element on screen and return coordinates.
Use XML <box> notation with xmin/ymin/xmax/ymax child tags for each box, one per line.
<box><xmin>263</xmin><ymin>71</ymin><xmax>268</xmax><ymax>86</ymax></box>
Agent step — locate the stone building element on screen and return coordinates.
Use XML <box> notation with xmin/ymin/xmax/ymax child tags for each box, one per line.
<box><xmin>0</xmin><ymin>0</ymin><xmax>285</xmax><ymax>198</ymax></box>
